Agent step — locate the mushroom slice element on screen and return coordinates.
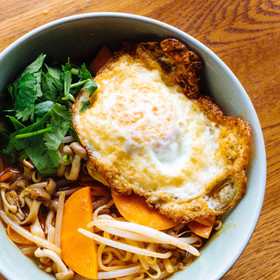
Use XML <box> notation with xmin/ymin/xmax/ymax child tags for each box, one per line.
<box><xmin>64</xmin><ymin>142</ymin><xmax>88</xmax><ymax>181</ymax></box>
<box><xmin>46</xmin><ymin>178</ymin><xmax>56</xmax><ymax>196</ymax></box>
<box><xmin>30</xmin><ymin>216</ymin><xmax>45</xmax><ymax>239</ymax></box>
<box><xmin>19</xmin><ymin>186</ymin><xmax>51</xmax><ymax>207</ymax></box>
<box><xmin>20</xmin><ymin>199</ymin><xmax>41</xmax><ymax>226</ymax></box>
<box><xmin>34</xmin><ymin>248</ymin><xmax>74</xmax><ymax>280</ymax></box>
<box><xmin>64</xmin><ymin>155</ymin><xmax>82</xmax><ymax>181</ymax></box>
<box><xmin>1</xmin><ymin>188</ymin><xmax>17</xmax><ymax>213</ymax></box>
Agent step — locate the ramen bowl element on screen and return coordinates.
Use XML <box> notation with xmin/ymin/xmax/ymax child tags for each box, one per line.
<box><xmin>0</xmin><ymin>13</ymin><xmax>266</xmax><ymax>280</ymax></box>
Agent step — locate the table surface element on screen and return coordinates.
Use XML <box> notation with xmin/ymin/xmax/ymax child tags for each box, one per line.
<box><xmin>0</xmin><ymin>0</ymin><xmax>279</xmax><ymax>279</ymax></box>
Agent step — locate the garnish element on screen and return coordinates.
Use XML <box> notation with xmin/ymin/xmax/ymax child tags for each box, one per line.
<box><xmin>80</xmin><ymin>101</ymin><xmax>90</xmax><ymax>113</ymax></box>
<box><xmin>0</xmin><ymin>54</ymin><xmax>97</xmax><ymax>176</ymax></box>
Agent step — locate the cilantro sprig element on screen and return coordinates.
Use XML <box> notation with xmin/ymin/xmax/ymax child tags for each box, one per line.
<box><xmin>0</xmin><ymin>54</ymin><xmax>97</xmax><ymax>176</ymax></box>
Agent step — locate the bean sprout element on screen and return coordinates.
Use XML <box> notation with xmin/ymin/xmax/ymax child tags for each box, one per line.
<box><xmin>0</xmin><ymin>136</ymin><xmax>213</xmax><ymax>280</ymax></box>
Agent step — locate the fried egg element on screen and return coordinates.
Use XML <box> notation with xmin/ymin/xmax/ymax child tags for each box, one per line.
<box><xmin>72</xmin><ymin>39</ymin><xmax>252</xmax><ymax>222</ymax></box>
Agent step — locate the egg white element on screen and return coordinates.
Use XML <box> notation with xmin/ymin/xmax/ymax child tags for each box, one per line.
<box><xmin>74</xmin><ymin>54</ymin><xmax>226</xmax><ymax>202</ymax></box>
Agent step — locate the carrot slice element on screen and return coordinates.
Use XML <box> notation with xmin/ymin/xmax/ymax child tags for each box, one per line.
<box><xmin>61</xmin><ymin>187</ymin><xmax>97</xmax><ymax>279</ymax></box>
<box><xmin>188</xmin><ymin>216</ymin><xmax>216</xmax><ymax>239</ymax></box>
<box><xmin>112</xmin><ymin>190</ymin><xmax>178</xmax><ymax>230</ymax></box>
<box><xmin>89</xmin><ymin>45</ymin><xmax>113</xmax><ymax>74</ymax></box>
<box><xmin>194</xmin><ymin>217</ymin><xmax>215</xmax><ymax>227</ymax></box>
<box><xmin>0</xmin><ymin>170</ymin><xmax>13</xmax><ymax>182</ymax></box>
<box><xmin>7</xmin><ymin>224</ymin><xmax>34</xmax><ymax>245</ymax></box>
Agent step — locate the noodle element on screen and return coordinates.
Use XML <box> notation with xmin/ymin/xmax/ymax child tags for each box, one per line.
<box><xmin>98</xmin><ymin>240</ymin><xmax>127</xmax><ymax>272</ymax></box>
<box><xmin>102</xmin><ymin>250</ymin><xmax>114</xmax><ymax>265</ymax></box>
<box><xmin>102</xmin><ymin>247</ymin><xmax>133</xmax><ymax>262</ymax></box>
<box><xmin>145</xmin><ymin>262</ymin><xmax>161</xmax><ymax>279</ymax></box>
<box><xmin>97</xmin><ymin>265</ymin><xmax>142</xmax><ymax>279</ymax></box>
<box><xmin>0</xmin><ymin>136</ymin><xmax>221</xmax><ymax>280</ymax></box>
<box><xmin>163</xmin><ymin>258</ymin><xmax>174</xmax><ymax>274</ymax></box>
<box><xmin>126</xmin><ymin>240</ymin><xmax>149</xmax><ymax>270</ymax></box>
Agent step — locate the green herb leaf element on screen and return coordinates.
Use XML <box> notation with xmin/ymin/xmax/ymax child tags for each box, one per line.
<box><xmin>33</xmin><ymin>72</ymin><xmax>43</xmax><ymax>98</ymax></box>
<box><xmin>43</xmin><ymin>103</ymin><xmax>72</xmax><ymax>150</ymax></box>
<box><xmin>12</xmin><ymin>111</ymin><xmax>50</xmax><ymax>151</ymax></box>
<box><xmin>82</xmin><ymin>79</ymin><xmax>97</xmax><ymax>96</ymax></box>
<box><xmin>21</xmin><ymin>54</ymin><xmax>46</xmax><ymax>76</ymax></box>
<box><xmin>61</xmin><ymin>58</ymin><xmax>72</xmax><ymax>72</ymax></box>
<box><xmin>62</xmin><ymin>71</ymin><xmax>74</xmax><ymax>101</ymax></box>
<box><xmin>9</xmin><ymin>54</ymin><xmax>45</xmax><ymax>102</ymax></box>
<box><xmin>80</xmin><ymin>64</ymin><xmax>93</xmax><ymax>80</ymax></box>
<box><xmin>7</xmin><ymin>116</ymin><xmax>26</xmax><ymax>131</ymax></box>
<box><xmin>1</xmin><ymin>53</ymin><xmax>96</xmax><ymax>177</ymax></box>
<box><xmin>35</xmin><ymin>101</ymin><xmax>54</xmax><ymax>120</ymax></box>
<box><xmin>41</xmin><ymin>65</ymin><xmax>63</xmax><ymax>96</ymax></box>
<box><xmin>80</xmin><ymin>101</ymin><xmax>90</xmax><ymax>112</ymax></box>
<box><xmin>14</xmin><ymin>73</ymin><xmax>38</xmax><ymax>121</ymax></box>
<box><xmin>25</xmin><ymin>142</ymin><xmax>60</xmax><ymax>176</ymax></box>
<box><xmin>15</xmin><ymin>105</ymin><xmax>35</xmax><ymax>122</ymax></box>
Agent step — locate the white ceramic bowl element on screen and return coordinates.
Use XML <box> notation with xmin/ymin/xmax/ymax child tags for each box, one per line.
<box><xmin>0</xmin><ymin>13</ymin><xmax>266</xmax><ymax>280</ymax></box>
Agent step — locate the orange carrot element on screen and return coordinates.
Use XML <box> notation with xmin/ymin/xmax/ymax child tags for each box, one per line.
<box><xmin>7</xmin><ymin>224</ymin><xmax>34</xmax><ymax>245</ymax></box>
<box><xmin>0</xmin><ymin>170</ymin><xmax>13</xmax><ymax>182</ymax></box>
<box><xmin>188</xmin><ymin>216</ymin><xmax>216</xmax><ymax>239</ymax></box>
<box><xmin>89</xmin><ymin>45</ymin><xmax>113</xmax><ymax>74</ymax></box>
<box><xmin>61</xmin><ymin>187</ymin><xmax>97</xmax><ymax>279</ymax></box>
<box><xmin>112</xmin><ymin>190</ymin><xmax>178</xmax><ymax>230</ymax></box>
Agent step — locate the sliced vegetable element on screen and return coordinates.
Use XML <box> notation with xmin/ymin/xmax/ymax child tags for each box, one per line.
<box><xmin>7</xmin><ymin>224</ymin><xmax>33</xmax><ymax>245</ymax></box>
<box><xmin>0</xmin><ymin>169</ymin><xmax>17</xmax><ymax>182</ymax></box>
<box><xmin>188</xmin><ymin>216</ymin><xmax>216</xmax><ymax>239</ymax></box>
<box><xmin>111</xmin><ymin>190</ymin><xmax>178</xmax><ymax>230</ymax></box>
<box><xmin>89</xmin><ymin>45</ymin><xmax>113</xmax><ymax>74</ymax></box>
<box><xmin>61</xmin><ymin>187</ymin><xmax>97</xmax><ymax>279</ymax></box>
<box><xmin>195</xmin><ymin>216</ymin><xmax>216</xmax><ymax>227</ymax></box>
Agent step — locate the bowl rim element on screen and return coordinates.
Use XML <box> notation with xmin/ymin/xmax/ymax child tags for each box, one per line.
<box><xmin>0</xmin><ymin>12</ymin><xmax>266</xmax><ymax>280</ymax></box>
